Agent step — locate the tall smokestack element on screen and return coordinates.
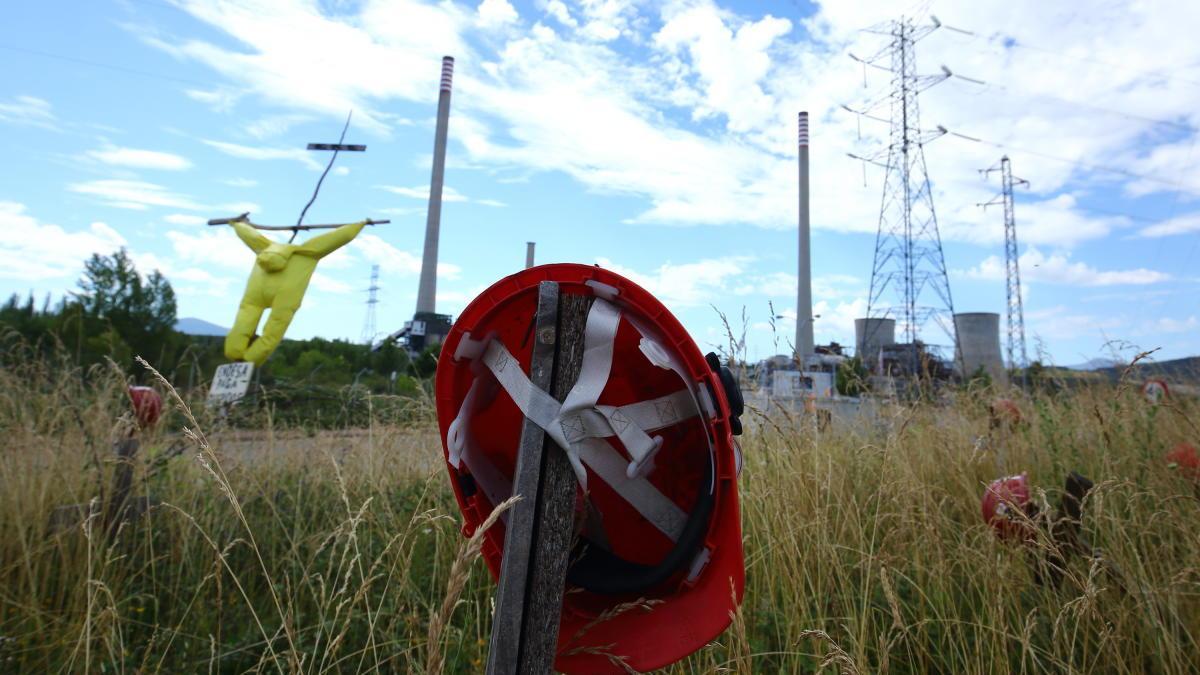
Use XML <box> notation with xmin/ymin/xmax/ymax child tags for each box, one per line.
<box><xmin>525</xmin><ymin>241</ymin><xmax>535</xmax><ymax>269</ymax></box>
<box><xmin>795</xmin><ymin>111</ymin><xmax>814</xmax><ymax>362</ymax></box>
<box><xmin>415</xmin><ymin>56</ymin><xmax>454</xmax><ymax>315</ymax></box>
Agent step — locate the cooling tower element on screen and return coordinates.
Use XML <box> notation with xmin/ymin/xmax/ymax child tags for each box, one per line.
<box><xmin>954</xmin><ymin>312</ymin><xmax>1006</xmax><ymax>384</ymax></box>
<box><xmin>855</xmin><ymin>318</ymin><xmax>895</xmax><ymax>367</ymax></box>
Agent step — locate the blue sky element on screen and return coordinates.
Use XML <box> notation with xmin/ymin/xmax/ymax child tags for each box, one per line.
<box><xmin>2</xmin><ymin>0</ymin><xmax>1198</xmax><ymax>366</ymax></box>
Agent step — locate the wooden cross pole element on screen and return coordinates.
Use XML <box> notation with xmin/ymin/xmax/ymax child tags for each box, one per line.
<box><xmin>486</xmin><ymin>281</ymin><xmax>592</xmax><ymax>675</ymax></box>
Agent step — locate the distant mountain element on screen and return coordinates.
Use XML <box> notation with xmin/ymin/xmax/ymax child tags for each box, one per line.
<box><xmin>175</xmin><ymin>317</ymin><xmax>227</xmax><ymax>336</ymax></box>
<box><xmin>1066</xmin><ymin>357</ymin><xmax>1124</xmax><ymax>371</ymax></box>
<box><xmin>1091</xmin><ymin>356</ymin><xmax>1200</xmax><ymax>384</ymax></box>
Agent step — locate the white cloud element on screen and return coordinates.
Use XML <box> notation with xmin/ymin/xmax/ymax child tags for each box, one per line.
<box><xmin>350</xmin><ymin>233</ymin><xmax>462</xmax><ymax>279</ymax></box>
<box><xmin>310</xmin><ymin>272</ymin><xmax>352</xmax><ymax>293</ymax></box>
<box><xmin>333</xmin><ymin>166</ymin><xmax>350</xmax><ymax>176</ymax></box>
<box><xmin>69</xmin><ymin>179</ymin><xmax>204</xmax><ymax>211</ymax></box>
<box><xmin>222</xmin><ymin>177</ymin><xmax>258</xmax><ymax>188</ymax></box>
<box><xmin>164</xmin><ymin>213</ymin><xmax>207</xmax><ymax>225</ymax></box>
<box><xmin>378</xmin><ymin>184</ymin><xmax>469</xmax><ymax>202</ymax></box>
<box><xmin>0</xmin><ymin>202</ymin><xmax>126</xmax><ymax>279</ymax></box>
<box><xmin>142</xmin><ymin>0</ymin><xmax>1200</xmax><ymax>250</ymax></box>
<box><xmin>166</xmin><ymin>227</ymin><xmax>253</xmax><ymax>269</ymax></box>
<box><xmin>203</xmin><ymin>139</ymin><xmax>321</xmax><ymax>169</ymax></box>
<box><xmin>594</xmin><ymin>255</ymin><xmax>749</xmax><ymax>307</ymax></box>
<box><xmin>478</xmin><ymin>0</ymin><xmax>519</xmax><ymax>28</ymax></box>
<box><xmin>1138</xmin><ymin>212</ymin><xmax>1200</xmax><ymax>238</ymax></box>
<box><xmin>960</xmin><ymin>248</ymin><xmax>1170</xmax><ymax>286</ymax></box>
<box><xmin>544</xmin><ymin>0</ymin><xmax>578</xmax><ymax>28</ymax></box>
<box><xmin>185</xmin><ymin>87</ymin><xmax>242</xmax><ymax>112</ymax></box>
<box><xmin>0</xmin><ymin>95</ymin><xmax>58</xmax><ymax>130</ymax></box>
<box><xmin>244</xmin><ymin>113</ymin><xmax>312</xmax><ymax>139</ymax></box>
<box><xmin>86</xmin><ymin>145</ymin><xmax>193</xmax><ymax>171</ymax></box>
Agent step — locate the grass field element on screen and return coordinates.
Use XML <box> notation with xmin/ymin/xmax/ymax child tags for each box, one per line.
<box><xmin>1</xmin><ymin>349</ymin><xmax>1198</xmax><ymax>673</ymax></box>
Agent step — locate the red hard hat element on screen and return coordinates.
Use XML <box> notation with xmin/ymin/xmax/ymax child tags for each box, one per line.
<box><xmin>1165</xmin><ymin>442</ymin><xmax>1200</xmax><ymax>482</ymax></box>
<box><xmin>989</xmin><ymin>398</ymin><xmax>1022</xmax><ymax>427</ymax></box>
<box><xmin>981</xmin><ymin>474</ymin><xmax>1033</xmax><ymax>540</ymax></box>
<box><xmin>435</xmin><ymin>264</ymin><xmax>745</xmax><ymax>674</ymax></box>
<box><xmin>127</xmin><ymin>386</ymin><xmax>163</xmax><ymax>429</ymax></box>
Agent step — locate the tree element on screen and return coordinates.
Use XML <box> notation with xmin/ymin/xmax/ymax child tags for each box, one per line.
<box><xmin>74</xmin><ymin>248</ymin><xmax>177</xmax><ymax>368</ymax></box>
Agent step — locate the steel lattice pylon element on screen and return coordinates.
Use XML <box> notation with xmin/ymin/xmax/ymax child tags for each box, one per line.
<box><xmin>361</xmin><ymin>264</ymin><xmax>380</xmax><ymax>345</ymax></box>
<box><xmin>855</xmin><ymin>18</ymin><xmax>959</xmax><ymax>374</ymax></box>
<box><xmin>982</xmin><ymin>156</ymin><xmax>1029</xmax><ymax>387</ymax></box>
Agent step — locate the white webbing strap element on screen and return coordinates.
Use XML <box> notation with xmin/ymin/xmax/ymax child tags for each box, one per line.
<box><xmin>576</xmin><ymin>438</ymin><xmax>687</xmax><ymax>540</ymax></box>
<box><xmin>453</xmin><ymin>297</ymin><xmax>697</xmax><ymax>541</ymax></box>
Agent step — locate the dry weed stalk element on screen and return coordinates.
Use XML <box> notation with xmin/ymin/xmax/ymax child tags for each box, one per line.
<box><xmin>425</xmin><ymin>495</ymin><xmax>519</xmax><ymax>675</ymax></box>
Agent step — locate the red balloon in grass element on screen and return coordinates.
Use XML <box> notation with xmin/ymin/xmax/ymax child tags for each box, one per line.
<box><xmin>1165</xmin><ymin>442</ymin><xmax>1200</xmax><ymax>482</ymax></box>
<box><xmin>982</xmin><ymin>474</ymin><xmax>1034</xmax><ymax>541</ymax></box>
<box><xmin>127</xmin><ymin>386</ymin><xmax>163</xmax><ymax>429</ymax></box>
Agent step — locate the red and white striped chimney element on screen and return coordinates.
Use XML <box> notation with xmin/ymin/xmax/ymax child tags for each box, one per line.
<box><xmin>415</xmin><ymin>56</ymin><xmax>456</xmax><ymax>318</ymax></box>
<box><xmin>796</xmin><ymin>111</ymin><xmax>814</xmax><ymax>361</ymax></box>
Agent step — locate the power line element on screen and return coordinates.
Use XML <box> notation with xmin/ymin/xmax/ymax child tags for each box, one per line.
<box><xmin>0</xmin><ymin>42</ymin><xmax>213</xmax><ymax>88</ymax></box>
<box><xmin>943</xmin><ymin>73</ymin><xmax>1198</xmax><ymax>135</ymax></box>
<box><xmin>942</xmin><ymin>128</ymin><xmax>1190</xmax><ymax>190</ymax></box>
<box><xmin>933</xmin><ymin>19</ymin><xmax>1200</xmax><ymax>89</ymax></box>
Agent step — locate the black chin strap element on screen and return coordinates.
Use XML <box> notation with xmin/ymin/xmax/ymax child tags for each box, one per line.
<box><xmin>565</xmin><ymin>352</ymin><xmax>741</xmax><ymax>595</ymax></box>
<box><xmin>566</xmin><ymin>453</ymin><xmax>714</xmax><ymax>594</ymax></box>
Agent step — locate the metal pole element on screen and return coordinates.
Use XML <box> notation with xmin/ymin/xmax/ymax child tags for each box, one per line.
<box><xmin>796</xmin><ymin>111</ymin><xmax>814</xmax><ymax>363</ymax></box>
<box><xmin>416</xmin><ymin>56</ymin><xmax>454</xmax><ymax>315</ymax></box>
<box><xmin>525</xmin><ymin>241</ymin><xmax>536</xmax><ymax>269</ymax></box>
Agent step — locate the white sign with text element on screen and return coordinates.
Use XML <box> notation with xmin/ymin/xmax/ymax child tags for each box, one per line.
<box><xmin>208</xmin><ymin>362</ymin><xmax>254</xmax><ymax>405</ymax></box>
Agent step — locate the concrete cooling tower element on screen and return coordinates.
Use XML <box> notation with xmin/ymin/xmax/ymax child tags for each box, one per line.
<box><xmin>855</xmin><ymin>318</ymin><xmax>896</xmax><ymax>367</ymax></box>
<box><xmin>954</xmin><ymin>312</ymin><xmax>1006</xmax><ymax>385</ymax></box>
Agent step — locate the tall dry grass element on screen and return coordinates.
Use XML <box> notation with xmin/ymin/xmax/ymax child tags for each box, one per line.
<box><xmin>0</xmin><ymin>343</ymin><xmax>1197</xmax><ymax>672</ymax></box>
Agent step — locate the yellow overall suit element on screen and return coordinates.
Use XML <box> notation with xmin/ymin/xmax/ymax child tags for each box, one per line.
<box><xmin>224</xmin><ymin>220</ymin><xmax>366</xmax><ymax>365</ymax></box>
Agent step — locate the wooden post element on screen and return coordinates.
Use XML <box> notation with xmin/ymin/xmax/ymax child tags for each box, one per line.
<box><xmin>486</xmin><ymin>283</ymin><xmax>591</xmax><ymax>675</ymax></box>
<box><xmin>104</xmin><ymin>438</ymin><xmax>139</xmax><ymax>540</ymax></box>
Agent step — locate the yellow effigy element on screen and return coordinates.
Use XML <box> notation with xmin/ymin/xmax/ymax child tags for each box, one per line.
<box><xmin>224</xmin><ymin>220</ymin><xmax>366</xmax><ymax>365</ymax></box>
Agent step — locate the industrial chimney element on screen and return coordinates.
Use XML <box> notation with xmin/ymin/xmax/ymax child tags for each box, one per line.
<box><xmin>525</xmin><ymin>241</ymin><xmax>535</xmax><ymax>269</ymax></box>
<box><xmin>795</xmin><ymin>111</ymin><xmax>814</xmax><ymax>362</ymax></box>
<box><xmin>415</xmin><ymin>56</ymin><xmax>454</xmax><ymax>316</ymax></box>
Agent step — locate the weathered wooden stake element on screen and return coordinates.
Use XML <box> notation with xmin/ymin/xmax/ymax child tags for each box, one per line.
<box><xmin>486</xmin><ymin>282</ymin><xmax>591</xmax><ymax>675</ymax></box>
<box><xmin>104</xmin><ymin>438</ymin><xmax>139</xmax><ymax>540</ymax></box>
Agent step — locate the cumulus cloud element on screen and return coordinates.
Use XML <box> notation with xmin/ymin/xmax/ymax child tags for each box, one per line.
<box><xmin>477</xmin><ymin>0</ymin><xmax>519</xmax><ymax>28</ymax></box>
<box><xmin>595</xmin><ymin>255</ymin><xmax>750</xmax><ymax>307</ymax></box>
<box><xmin>136</xmin><ymin>0</ymin><xmax>1200</xmax><ymax>251</ymax></box>
<box><xmin>960</xmin><ymin>248</ymin><xmax>1170</xmax><ymax>286</ymax></box>
<box><xmin>0</xmin><ymin>202</ymin><xmax>126</xmax><ymax>279</ymax></box>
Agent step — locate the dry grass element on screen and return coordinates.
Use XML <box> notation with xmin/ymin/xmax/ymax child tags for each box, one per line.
<box><xmin>0</xmin><ymin>346</ymin><xmax>1198</xmax><ymax>673</ymax></box>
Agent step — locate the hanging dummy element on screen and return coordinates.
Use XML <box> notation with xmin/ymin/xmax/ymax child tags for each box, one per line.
<box><xmin>223</xmin><ymin>218</ymin><xmax>366</xmax><ymax>365</ymax></box>
<box><xmin>207</xmin><ymin>111</ymin><xmax>388</xmax><ymax>366</ymax></box>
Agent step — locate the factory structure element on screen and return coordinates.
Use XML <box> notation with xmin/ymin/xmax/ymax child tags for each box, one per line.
<box><xmin>755</xmin><ymin>110</ymin><xmax>1008</xmax><ymax>403</ymax></box>
<box><xmin>381</xmin><ymin>35</ymin><xmax>1010</xmax><ymax>399</ymax></box>
<box><xmin>754</xmin><ymin>18</ymin><xmax>1014</xmax><ymax>405</ymax></box>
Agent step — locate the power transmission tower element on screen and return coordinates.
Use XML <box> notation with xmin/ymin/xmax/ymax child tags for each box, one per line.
<box><xmin>846</xmin><ymin>17</ymin><xmax>959</xmax><ymax>375</ymax></box>
<box><xmin>981</xmin><ymin>156</ymin><xmax>1029</xmax><ymax>388</ymax></box>
<box><xmin>361</xmin><ymin>264</ymin><xmax>380</xmax><ymax>345</ymax></box>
